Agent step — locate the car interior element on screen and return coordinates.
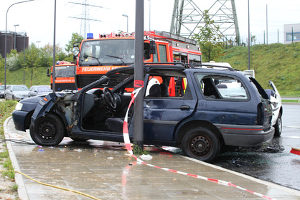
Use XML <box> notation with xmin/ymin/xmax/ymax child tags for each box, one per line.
<box><xmin>79</xmin><ymin>69</ymin><xmax>188</xmax><ymax>133</ymax></box>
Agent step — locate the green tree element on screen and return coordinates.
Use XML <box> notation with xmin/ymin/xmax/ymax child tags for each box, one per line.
<box><xmin>65</xmin><ymin>33</ymin><xmax>83</xmax><ymax>54</ymax></box>
<box><xmin>193</xmin><ymin>10</ymin><xmax>224</xmax><ymax>62</ymax></box>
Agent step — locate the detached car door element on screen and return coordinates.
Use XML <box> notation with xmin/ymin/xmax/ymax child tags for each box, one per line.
<box><xmin>143</xmin><ymin>71</ymin><xmax>197</xmax><ymax>143</ymax></box>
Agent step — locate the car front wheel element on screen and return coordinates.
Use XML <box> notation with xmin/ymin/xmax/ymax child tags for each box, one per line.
<box><xmin>182</xmin><ymin>127</ymin><xmax>220</xmax><ymax>162</ymax></box>
<box><xmin>30</xmin><ymin>113</ymin><xmax>65</xmax><ymax>146</ymax></box>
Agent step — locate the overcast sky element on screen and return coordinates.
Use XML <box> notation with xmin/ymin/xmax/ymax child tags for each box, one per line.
<box><xmin>1</xmin><ymin>0</ymin><xmax>300</xmax><ymax>49</ymax></box>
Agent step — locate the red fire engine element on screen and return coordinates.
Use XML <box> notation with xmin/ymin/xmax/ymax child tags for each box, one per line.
<box><xmin>74</xmin><ymin>31</ymin><xmax>201</xmax><ymax>89</ymax></box>
<box><xmin>49</xmin><ymin>61</ymin><xmax>76</xmax><ymax>91</ymax></box>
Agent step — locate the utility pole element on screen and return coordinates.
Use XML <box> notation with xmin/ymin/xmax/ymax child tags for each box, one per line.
<box><xmin>148</xmin><ymin>0</ymin><xmax>151</xmax><ymax>31</ymax></box>
<box><xmin>133</xmin><ymin>0</ymin><xmax>144</xmax><ymax>148</ymax></box>
<box><xmin>247</xmin><ymin>0</ymin><xmax>250</xmax><ymax>70</ymax></box>
<box><xmin>69</xmin><ymin>1</ymin><xmax>103</xmax><ymax>38</ymax></box>
<box><xmin>122</xmin><ymin>14</ymin><xmax>129</xmax><ymax>32</ymax></box>
<box><xmin>266</xmin><ymin>4</ymin><xmax>268</xmax><ymax>44</ymax></box>
<box><xmin>292</xmin><ymin>27</ymin><xmax>294</xmax><ymax>44</ymax></box>
<box><xmin>23</xmin><ymin>33</ymin><xmax>26</xmax><ymax>84</ymax></box>
<box><xmin>170</xmin><ymin>0</ymin><xmax>240</xmax><ymax>44</ymax></box>
<box><xmin>52</xmin><ymin>0</ymin><xmax>57</xmax><ymax>91</ymax></box>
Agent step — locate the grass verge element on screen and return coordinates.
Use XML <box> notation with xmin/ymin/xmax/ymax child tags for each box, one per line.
<box><xmin>282</xmin><ymin>99</ymin><xmax>300</xmax><ymax>103</ymax></box>
<box><xmin>0</xmin><ymin>100</ymin><xmax>17</xmax><ymax>181</ymax></box>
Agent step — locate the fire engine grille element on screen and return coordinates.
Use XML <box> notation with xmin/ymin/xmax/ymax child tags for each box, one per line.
<box><xmin>76</xmin><ymin>73</ymin><xmax>134</xmax><ymax>89</ymax></box>
<box><xmin>76</xmin><ymin>74</ymin><xmax>103</xmax><ymax>89</ymax></box>
<box><xmin>52</xmin><ymin>83</ymin><xmax>77</xmax><ymax>91</ymax></box>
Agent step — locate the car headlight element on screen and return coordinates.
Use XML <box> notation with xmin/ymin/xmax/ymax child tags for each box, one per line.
<box><xmin>15</xmin><ymin>102</ymin><xmax>23</xmax><ymax>111</ymax></box>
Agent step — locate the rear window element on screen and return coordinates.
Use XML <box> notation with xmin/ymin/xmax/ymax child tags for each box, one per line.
<box><xmin>195</xmin><ymin>73</ymin><xmax>249</xmax><ymax>101</ymax></box>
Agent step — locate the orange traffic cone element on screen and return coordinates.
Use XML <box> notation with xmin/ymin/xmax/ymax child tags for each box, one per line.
<box><xmin>290</xmin><ymin>148</ymin><xmax>300</xmax><ymax>155</ymax></box>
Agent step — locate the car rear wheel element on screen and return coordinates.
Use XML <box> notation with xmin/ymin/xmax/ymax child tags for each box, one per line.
<box><xmin>274</xmin><ymin>114</ymin><xmax>282</xmax><ymax>137</ymax></box>
<box><xmin>30</xmin><ymin>113</ymin><xmax>65</xmax><ymax>146</ymax></box>
<box><xmin>182</xmin><ymin>127</ymin><xmax>220</xmax><ymax>162</ymax></box>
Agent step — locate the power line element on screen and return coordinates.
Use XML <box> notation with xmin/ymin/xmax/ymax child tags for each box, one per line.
<box><xmin>68</xmin><ymin>0</ymin><xmax>103</xmax><ymax>38</ymax></box>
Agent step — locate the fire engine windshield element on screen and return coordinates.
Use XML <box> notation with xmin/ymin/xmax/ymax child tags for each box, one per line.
<box><xmin>79</xmin><ymin>39</ymin><xmax>135</xmax><ymax>66</ymax></box>
<box><xmin>55</xmin><ymin>65</ymin><xmax>75</xmax><ymax>77</ymax></box>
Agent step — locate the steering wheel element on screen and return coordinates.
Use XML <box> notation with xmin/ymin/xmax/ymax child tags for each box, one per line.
<box><xmin>103</xmin><ymin>87</ymin><xmax>117</xmax><ymax>110</ymax></box>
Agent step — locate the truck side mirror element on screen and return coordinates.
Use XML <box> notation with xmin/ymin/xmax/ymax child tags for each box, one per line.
<box><xmin>73</xmin><ymin>43</ymin><xmax>80</xmax><ymax>57</ymax></box>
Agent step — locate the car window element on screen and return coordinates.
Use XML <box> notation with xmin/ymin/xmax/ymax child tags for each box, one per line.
<box><xmin>145</xmin><ymin>74</ymin><xmax>190</xmax><ymax>98</ymax></box>
<box><xmin>12</xmin><ymin>85</ymin><xmax>29</xmax><ymax>91</ymax></box>
<box><xmin>37</xmin><ymin>86</ymin><xmax>51</xmax><ymax>92</ymax></box>
<box><xmin>195</xmin><ymin>74</ymin><xmax>248</xmax><ymax>100</ymax></box>
<box><xmin>0</xmin><ymin>86</ymin><xmax>4</xmax><ymax>91</ymax></box>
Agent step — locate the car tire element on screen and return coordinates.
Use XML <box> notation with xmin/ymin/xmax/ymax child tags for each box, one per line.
<box><xmin>182</xmin><ymin>127</ymin><xmax>220</xmax><ymax>162</ymax></box>
<box><xmin>30</xmin><ymin>113</ymin><xmax>65</xmax><ymax>146</ymax></box>
<box><xmin>274</xmin><ymin>114</ymin><xmax>282</xmax><ymax>137</ymax></box>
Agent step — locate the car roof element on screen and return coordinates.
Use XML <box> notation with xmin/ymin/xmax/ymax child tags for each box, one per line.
<box><xmin>105</xmin><ymin>64</ymin><xmax>186</xmax><ymax>76</ymax></box>
<box><xmin>106</xmin><ymin>63</ymin><xmax>240</xmax><ymax>77</ymax></box>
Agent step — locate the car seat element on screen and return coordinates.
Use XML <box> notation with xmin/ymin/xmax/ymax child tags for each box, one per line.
<box><xmin>160</xmin><ymin>83</ymin><xmax>169</xmax><ymax>97</ymax></box>
<box><xmin>148</xmin><ymin>84</ymin><xmax>161</xmax><ymax>97</ymax></box>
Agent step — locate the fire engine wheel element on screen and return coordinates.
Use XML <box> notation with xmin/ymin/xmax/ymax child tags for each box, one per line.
<box><xmin>30</xmin><ymin>113</ymin><xmax>65</xmax><ymax>146</ymax></box>
<box><xmin>182</xmin><ymin>127</ymin><xmax>220</xmax><ymax>162</ymax></box>
<box><xmin>103</xmin><ymin>87</ymin><xmax>117</xmax><ymax>110</ymax></box>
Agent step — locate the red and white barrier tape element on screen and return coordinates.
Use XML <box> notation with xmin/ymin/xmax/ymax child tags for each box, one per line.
<box><xmin>122</xmin><ymin>88</ymin><xmax>275</xmax><ymax>200</ymax></box>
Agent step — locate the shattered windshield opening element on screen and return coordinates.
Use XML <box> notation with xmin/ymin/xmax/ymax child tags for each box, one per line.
<box><xmin>79</xmin><ymin>39</ymin><xmax>135</xmax><ymax>66</ymax></box>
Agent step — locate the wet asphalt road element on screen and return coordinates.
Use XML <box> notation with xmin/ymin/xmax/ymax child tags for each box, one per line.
<box><xmin>214</xmin><ymin>104</ymin><xmax>300</xmax><ymax>191</ymax></box>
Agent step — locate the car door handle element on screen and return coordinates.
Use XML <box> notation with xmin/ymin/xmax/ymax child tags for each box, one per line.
<box><xmin>180</xmin><ymin>105</ymin><xmax>190</xmax><ymax>110</ymax></box>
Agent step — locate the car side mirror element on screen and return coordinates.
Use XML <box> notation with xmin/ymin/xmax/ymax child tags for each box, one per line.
<box><xmin>29</xmin><ymin>91</ymin><xmax>36</xmax><ymax>96</ymax></box>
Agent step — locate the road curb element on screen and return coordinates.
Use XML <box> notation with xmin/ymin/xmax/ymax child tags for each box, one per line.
<box><xmin>182</xmin><ymin>156</ymin><xmax>300</xmax><ymax>196</ymax></box>
<box><xmin>4</xmin><ymin>117</ymin><xmax>29</xmax><ymax>200</ymax></box>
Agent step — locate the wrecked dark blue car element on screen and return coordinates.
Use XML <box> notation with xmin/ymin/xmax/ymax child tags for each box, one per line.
<box><xmin>29</xmin><ymin>65</ymin><xmax>274</xmax><ymax>162</ymax></box>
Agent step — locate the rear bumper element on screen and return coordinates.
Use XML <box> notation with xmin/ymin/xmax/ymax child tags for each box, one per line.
<box><xmin>216</xmin><ymin>124</ymin><xmax>274</xmax><ymax>147</ymax></box>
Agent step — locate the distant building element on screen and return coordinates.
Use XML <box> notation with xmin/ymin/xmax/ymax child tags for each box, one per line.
<box><xmin>284</xmin><ymin>23</ymin><xmax>300</xmax><ymax>44</ymax></box>
<box><xmin>0</xmin><ymin>31</ymin><xmax>29</xmax><ymax>58</ymax></box>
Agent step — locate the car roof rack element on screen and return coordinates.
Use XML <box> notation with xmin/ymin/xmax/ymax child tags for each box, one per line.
<box><xmin>188</xmin><ymin>63</ymin><xmax>235</xmax><ymax>71</ymax></box>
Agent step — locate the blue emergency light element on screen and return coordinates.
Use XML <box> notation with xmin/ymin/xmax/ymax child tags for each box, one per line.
<box><xmin>87</xmin><ymin>33</ymin><xmax>93</xmax><ymax>39</ymax></box>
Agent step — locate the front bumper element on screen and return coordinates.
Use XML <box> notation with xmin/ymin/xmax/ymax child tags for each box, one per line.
<box><xmin>217</xmin><ymin>124</ymin><xmax>275</xmax><ymax>147</ymax></box>
<box><xmin>12</xmin><ymin>110</ymin><xmax>31</xmax><ymax>131</ymax></box>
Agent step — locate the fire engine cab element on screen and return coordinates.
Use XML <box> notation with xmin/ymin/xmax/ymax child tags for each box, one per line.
<box><xmin>74</xmin><ymin>31</ymin><xmax>202</xmax><ymax>89</ymax></box>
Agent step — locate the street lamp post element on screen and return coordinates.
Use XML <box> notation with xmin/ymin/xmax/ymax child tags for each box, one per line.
<box><xmin>4</xmin><ymin>0</ymin><xmax>35</xmax><ymax>90</ymax></box>
<box><xmin>122</xmin><ymin>14</ymin><xmax>128</xmax><ymax>32</ymax></box>
<box><xmin>14</xmin><ymin>24</ymin><xmax>19</xmax><ymax>50</ymax></box>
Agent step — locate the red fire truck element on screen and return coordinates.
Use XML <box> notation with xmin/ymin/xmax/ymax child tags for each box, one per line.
<box><xmin>74</xmin><ymin>31</ymin><xmax>202</xmax><ymax>89</ymax></box>
<box><xmin>49</xmin><ymin>61</ymin><xmax>76</xmax><ymax>91</ymax></box>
